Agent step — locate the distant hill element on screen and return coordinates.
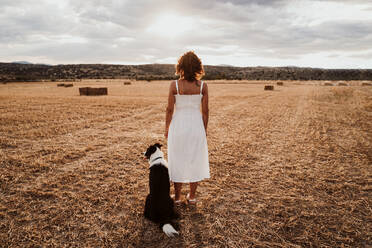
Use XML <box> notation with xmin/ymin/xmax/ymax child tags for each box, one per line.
<box><xmin>12</xmin><ymin>61</ymin><xmax>33</xmax><ymax>65</ymax></box>
<box><xmin>0</xmin><ymin>62</ymin><xmax>371</xmax><ymax>82</ymax></box>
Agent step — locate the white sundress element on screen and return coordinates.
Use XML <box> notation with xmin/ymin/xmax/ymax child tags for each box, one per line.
<box><xmin>167</xmin><ymin>80</ymin><xmax>210</xmax><ymax>183</ymax></box>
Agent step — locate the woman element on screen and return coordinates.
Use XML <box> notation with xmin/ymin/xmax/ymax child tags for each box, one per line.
<box><xmin>165</xmin><ymin>51</ymin><xmax>210</xmax><ymax>204</ymax></box>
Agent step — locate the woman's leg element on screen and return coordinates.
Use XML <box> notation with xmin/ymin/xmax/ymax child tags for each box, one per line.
<box><xmin>189</xmin><ymin>182</ymin><xmax>198</xmax><ymax>199</ymax></box>
<box><xmin>174</xmin><ymin>182</ymin><xmax>182</xmax><ymax>201</ymax></box>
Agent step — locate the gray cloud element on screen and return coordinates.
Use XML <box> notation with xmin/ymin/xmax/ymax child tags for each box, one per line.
<box><xmin>0</xmin><ymin>0</ymin><xmax>371</xmax><ymax>68</ymax></box>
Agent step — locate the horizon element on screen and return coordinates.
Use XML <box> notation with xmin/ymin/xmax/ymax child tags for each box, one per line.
<box><xmin>1</xmin><ymin>1</ymin><xmax>372</xmax><ymax>69</ymax></box>
<box><xmin>3</xmin><ymin>61</ymin><xmax>371</xmax><ymax>70</ymax></box>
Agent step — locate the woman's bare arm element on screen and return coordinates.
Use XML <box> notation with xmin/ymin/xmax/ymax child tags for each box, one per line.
<box><xmin>201</xmin><ymin>83</ymin><xmax>209</xmax><ymax>136</ymax></box>
<box><xmin>165</xmin><ymin>81</ymin><xmax>176</xmax><ymax>138</ymax></box>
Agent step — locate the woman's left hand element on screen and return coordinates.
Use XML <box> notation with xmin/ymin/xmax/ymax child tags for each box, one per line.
<box><xmin>164</xmin><ymin>130</ymin><xmax>168</xmax><ymax>139</ymax></box>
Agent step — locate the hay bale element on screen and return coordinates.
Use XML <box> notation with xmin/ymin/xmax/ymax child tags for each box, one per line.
<box><xmin>79</xmin><ymin>87</ymin><xmax>108</xmax><ymax>96</ymax></box>
<box><xmin>277</xmin><ymin>82</ymin><xmax>284</xmax><ymax>86</ymax></box>
<box><xmin>264</xmin><ymin>85</ymin><xmax>274</xmax><ymax>90</ymax></box>
<box><xmin>324</xmin><ymin>83</ymin><xmax>333</xmax><ymax>86</ymax></box>
<box><xmin>338</xmin><ymin>82</ymin><xmax>348</xmax><ymax>86</ymax></box>
<box><xmin>79</xmin><ymin>87</ymin><xmax>89</xmax><ymax>96</ymax></box>
<box><xmin>362</xmin><ymin>82</ymin><xmax>371</xmax><ymax>86</ymax></box>
<box><xmin>91</xmin><ymin>87</ymin><xmax>108</xmax><ymax>95</ymax></box>
<box><xmin>57</xmin><ymin>83</ymin><xmax>65</xmax><ymax>87</ymax></box>
<box><xmin>64</xmin><ymin>84</ymin><xmax>73</xmax><ymax>87</ymax></box>
<box><xmin>100</xmin><ymin>88</ymin><xmax>108</xmax><ymax>95</ymax></box>
<box><xmin>123</xmin><ymin>81</ymin><xmax>132</xmax><ymax>85</ymax></box>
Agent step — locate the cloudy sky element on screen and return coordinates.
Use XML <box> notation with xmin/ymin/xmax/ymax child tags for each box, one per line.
<box><xmin>1</xmin><ymin>0</ymin><xmax>372</xmax><ymax>68</ymax></box>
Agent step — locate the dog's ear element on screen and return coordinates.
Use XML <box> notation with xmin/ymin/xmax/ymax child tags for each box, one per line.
<box><xmin>154</xmin><ymin>143</ymin><xmax>162</xmax><ymax>149</ymax></box>
<box><xmin>144</xmin><ymin>145</ymin><xmax>157</xmax><ymax>159</ymax></box>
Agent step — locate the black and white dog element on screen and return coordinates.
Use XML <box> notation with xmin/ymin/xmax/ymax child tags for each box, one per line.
<box><xmin>144</xmin><ymin>143</ymin><xmax>179</xmax><ymax>237</ymax></box>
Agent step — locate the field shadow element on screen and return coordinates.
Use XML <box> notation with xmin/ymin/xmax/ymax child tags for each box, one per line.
<box><xmin>177</xmin><ymin>202</ymin><xmax>208</xmax><ymax>246</ymax></box>
<box><xmin>188</xmin><ymin>211</ymin><xmax>206</xmax><ymax>245</ymax></box>
<box><xmin>136</xmin><ymin>215</ymin><xmax>186</xmax><ymax>247</ymax></box>
<box><xmin>134</xmin><ymin>203</ymin><xmax>208</xmax><ymax>247</ymax></box>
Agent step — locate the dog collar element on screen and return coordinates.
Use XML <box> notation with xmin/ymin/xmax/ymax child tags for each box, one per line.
<box><xmin>150</xmin><ymin>156</ymin><xmax>162</xmax><ymax>163</ymax></box>
<box><xmin>149</xmin><ymin>157</ymin><xmax>168</xmax><ymax>168</ymax></box>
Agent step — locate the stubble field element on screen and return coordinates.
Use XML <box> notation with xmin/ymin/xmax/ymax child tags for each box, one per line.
<box><xmin>0</xmin><ymin>80</ymin><xmax>371</xmax><ymax>247</ymax></box>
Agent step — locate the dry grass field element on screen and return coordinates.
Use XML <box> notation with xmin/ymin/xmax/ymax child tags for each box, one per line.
<box><xmin>0</xmin><ymin>80</ymin><xmax>371</xmax><ymax>247</ymax></box>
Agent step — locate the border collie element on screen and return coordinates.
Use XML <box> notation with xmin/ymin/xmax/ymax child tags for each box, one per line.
<box><xmin>144</xmin><ymin>143</ymin><xmax>179</xmax><ymax>237</ymax></box>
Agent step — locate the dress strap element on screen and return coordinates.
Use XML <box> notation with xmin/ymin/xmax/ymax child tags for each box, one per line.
<box><xmin>200</xmin><ymin>81</ymin><xmax>204</xmax><ymax>95</ymax></box>
<box><xmin>175</xmin><ymin>80</ymin><xmax>179</xmax><ymax>95</ymax></box>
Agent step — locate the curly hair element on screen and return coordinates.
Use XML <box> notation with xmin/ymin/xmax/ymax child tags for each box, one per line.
<box><xmin>175</xmin><ymin>51</ymin><xmax>205</xmax><ymax>82</ymax></box>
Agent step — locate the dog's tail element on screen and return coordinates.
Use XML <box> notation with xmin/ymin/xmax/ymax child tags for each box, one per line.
<box><xmin>162</xmin><ymin>223</ymin><xmax>179</xmax><ymax>237</ymax></box>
